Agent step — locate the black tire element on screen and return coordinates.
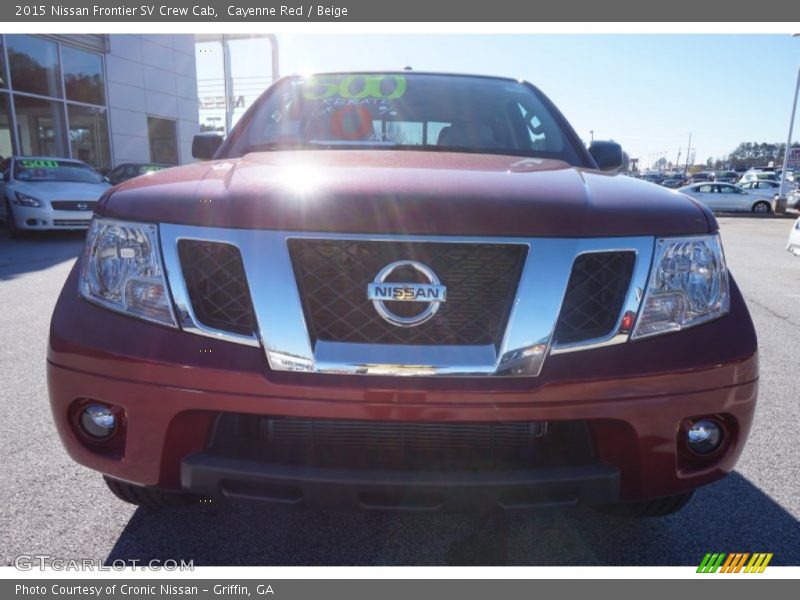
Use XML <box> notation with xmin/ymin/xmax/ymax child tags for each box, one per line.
<box><xmin>103</xmin><ymin>476</ymin><xmax>201</xmax><ymax>508</ymax></box>
<box><xmin>592</xmin><ymin>491</ymin><xmax>694</xmax><ymax>518</ymax></box>
<box><xmin>752</xmin><ymin>200</ymin><xmax>772</xmax><ymax>214</ymax></box>
<box><xmin>4</xmin><ymin>199</ymin><xmax>25</xmax><ymax>239</ymax></box>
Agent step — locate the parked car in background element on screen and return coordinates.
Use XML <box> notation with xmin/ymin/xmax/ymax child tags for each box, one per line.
<box><xmin>678</xmin><ymin>182</ymin><xmax>773</xmax><ymax>213</ymax></box>
<box><xmin>786</xmin><ymin>189</ymin><xmax>800</xmax><ymax>210</ymax></box>
<box><xmin>661</xmin><ymin>178</ymin><xmax>686</xmax><ymax>189</ymax></box>
<box><xmin>641</xmin><ymin>172</ymin><xmax>665</xmax><ymax>185</ymax></box>
<box><xmin>787</xmin><ymin>218</ymin><xmax>800</xmax><ymax>256</ymax></box>
<box><xmin>106</xmin><ymin>162</ymin><xmax>171</xmax><ymax>186</ymax></box>
<box><xmin>714</xmin><ymin>170</ymin><xmax>738</xmax><ymax>183</ymax></box>
<box><xmin>688</xmin><ymin>171</ymin><xmax>714</xmax><ymax>183</ymax></box>
<box><xmin>741</xmin><ymin>178</ymin><xmax>796</xmax><ymax>196</ymax></box>
<box><xmin>738</xmin><ymin>169</ymin><xmax>779</xmax><ymax>185</ymax></box>
<box><xmin>0</xmin><ymin>156</ymin><xmax>111</xmax><ymax>237</ymax></box>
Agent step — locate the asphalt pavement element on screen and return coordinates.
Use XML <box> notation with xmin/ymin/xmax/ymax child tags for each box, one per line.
<box><xmin>0</xmin><ymin>217</ymin><xmax>798</xmax><ymax>567</ymax></box>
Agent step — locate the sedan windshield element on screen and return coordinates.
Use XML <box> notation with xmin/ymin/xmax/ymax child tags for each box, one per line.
<box><xmin>227</xmin><ymin>73</ymin><xmax>584</xmax><ymax>164</ymax></box>
<box><xmin>15</xmin><ymin>158</ymin><xmax>104</xmax><ymax>183</ymax></box>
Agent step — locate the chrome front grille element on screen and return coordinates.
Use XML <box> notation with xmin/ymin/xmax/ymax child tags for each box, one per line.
<box><xmin>161</xmin><ymin>225</ymin><xmax>654</xmax><ymax>377</ymax></box>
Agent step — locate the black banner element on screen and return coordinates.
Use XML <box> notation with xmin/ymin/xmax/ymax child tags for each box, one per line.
<box><xmin>3</xmin><ymin>0</ymin><xmax>800</xmax><ymax>22</ymax></box>
<box><xmin>3</xmin><ymin>579</ymin><xmax>799</xmax><ymax>600</ymax></box>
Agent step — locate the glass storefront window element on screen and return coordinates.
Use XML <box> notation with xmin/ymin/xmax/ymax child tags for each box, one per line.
<box><xmin>6</xmin><ymin>35</ymin><xmax>62</xmax><ymax>98</ymax></box>
<box><xmin>62</xmin><ymin>46</ymin><xmax>105</xmax><ymax>106</ymax></box>
<box><xmin>0</xmin><ymin>38</ymin><xmax>7</xmax><ymax>89</ymax></box>
<box><xmin>148</xmin><ymin>117</ymin><xmax>179</xmax><ymax>165</ymax></box>
<box><xmin>0</xmin><ymin>94</ymin><xmax>13</xmax><ymax>157</ymax></box>
<box><xmin>67</xmin><ymin>104</ymin><xmax>110</xmax><ymax>168</ymax></box>
<box><xmin>14</xmin><ymin>95</ymin><xmax>67</xmax><ymax>157</ymax></box>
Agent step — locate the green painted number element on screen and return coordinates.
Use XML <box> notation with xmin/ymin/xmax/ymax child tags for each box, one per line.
<box><xmin>21</xmin><ymin>159</ymin><xmax>59</xmax><ymax>169</ymax></box>
<box><xmin>303</xmin><ymin>75</ymin><xmax>407</xmax><ymax>100</ymax></box>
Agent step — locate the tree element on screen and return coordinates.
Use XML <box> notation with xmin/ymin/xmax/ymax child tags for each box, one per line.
<box><xmin>725</xmin><ymin>141</ymin><xmax>800</xmax><ymax>170</ymax></box>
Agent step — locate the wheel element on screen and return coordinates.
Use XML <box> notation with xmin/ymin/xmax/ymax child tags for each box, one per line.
<box><xmin>752</xmin><ymin>200</ymin><xmax>772</xmax><ymax>214</ymax></box>
<box><xmin>4</xmin><ymin>198</ymin><xmax>25</xmax><ymax>239</ymax></box>
<box><xmin>104</xmin><ymin>476</ymin><xmax>202</xmax><ymax>508</ymax></box>
<box><xmin>592</xmin><ymin>491</ymin><xmax>694</xmax><ymax>518</ymax></box>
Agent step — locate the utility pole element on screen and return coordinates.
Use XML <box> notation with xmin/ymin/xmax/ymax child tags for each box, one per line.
<box><xmin>684</xmin><ymin>133</ymin><xmax>692</xmax><ymax>174</ymax></box>
<box><xmin>778</xmin><ymin>63</ymin><xmax>800</xmax><ymax>214</ymax></box>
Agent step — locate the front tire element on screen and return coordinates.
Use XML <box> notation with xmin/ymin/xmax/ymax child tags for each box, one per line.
<box><xmin>592</xmin><ymin>491</ymin><xmax>694</xmax><ymax>518</ymax></box>
<box><xmin>104</xmin><ymin>476</ymin><xmax>201</xmax><ymax>508</ymax></box>
<box><xmin>4</xmin><ymin>199</ymin><xmax>25</xmax><ymax>239</ymax></box>
<box><xmin>752</xmin><ymin>200</ymin><xmax>772</xmax><ymax>214</ymax></box>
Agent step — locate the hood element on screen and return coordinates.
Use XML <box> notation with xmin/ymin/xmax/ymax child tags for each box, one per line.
<box><xmin>15</xmin><ymin>180</ymin><xmax>111</xmax><ymax>201</ymax></box>
<box><xmin>98</xmin><ymin>150</ymin><xmax>714</xmax><ymax>237</ymax></box>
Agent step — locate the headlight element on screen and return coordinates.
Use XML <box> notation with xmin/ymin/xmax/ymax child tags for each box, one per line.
<box><xmin>631</xmin><ymin>234</ymin><xmax>729</xmax><ymax>339</ymax></box>
<box><xmin>13</xmin><ymin>191</ymin><xmax>42</xmax><ymax>207</ymax></box>
<box><xmin>79</xmin><ymin>218</ymin><xmax>177</xmax><ymax>327</ymax></box>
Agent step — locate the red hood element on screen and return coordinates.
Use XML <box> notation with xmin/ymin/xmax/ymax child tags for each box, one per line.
<box><xmin>99</xmin><ymin>150</ymin><xmax>714</xmax><ymax>237</ymax></box>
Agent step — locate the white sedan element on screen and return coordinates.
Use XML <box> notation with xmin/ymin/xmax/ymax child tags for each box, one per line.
<box><xmin>678</xmin><ymin>182</ymin><xmax>774</xmax><ymax>214</ymax></box>
<box><xmin>0</xmin><ymin>156</ymin><xmax>111</xmax><ymax>237</ymax></box>
<box><xmin>788</xmin><ymin>218</ymin><xmax>800</xmax><ymax>256</ymax></box>
<box><xmin>738</xmin><ymin>179</ymin><xmax>795</xmax><ymax>196</ymax></box>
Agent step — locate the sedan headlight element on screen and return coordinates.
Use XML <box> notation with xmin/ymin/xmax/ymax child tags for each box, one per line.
<box><xmin>632</xmin><ymin>234</ymin><xmax>729</xmax><ymax>339</ymax></box>
<box><xmin>79</xmin><ymin>218</ymin><xmax>177</xmax><ymax>327</ymax></box>
<box><xmin>13</xmin><ymin>191</ymin><xmax>42</xmax><ymax>207</ymax></box>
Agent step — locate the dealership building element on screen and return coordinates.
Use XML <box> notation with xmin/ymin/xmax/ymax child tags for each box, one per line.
<box><xmin>0</xmin><ymin>34</ymin><xmax>278</xmax><ymax>170</ymax></box>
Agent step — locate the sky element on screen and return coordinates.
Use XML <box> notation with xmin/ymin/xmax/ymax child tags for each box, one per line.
<box><xmin>198</xmin><ymin>34</ymin><xmax>800</xmax><ymax>169</ymax></box>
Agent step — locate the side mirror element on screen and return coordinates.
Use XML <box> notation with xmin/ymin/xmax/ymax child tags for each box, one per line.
<box><xmin>589</xmin><ymin>140</ymin><xmax>624</xmax><ymax>171</ymax></box>
<box><xmin>192</xmin><ymin>133</ymin><xmax>224</xmax><ymax>160</ymax></box>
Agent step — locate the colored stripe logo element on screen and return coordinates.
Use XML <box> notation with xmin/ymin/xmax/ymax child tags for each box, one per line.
<box><xmin>697</xmin><ymin>553</ymin><xmax>773</xmax><ymax>573</ymax></box>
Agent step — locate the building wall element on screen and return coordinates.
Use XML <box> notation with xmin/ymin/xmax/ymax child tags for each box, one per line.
<box><xmin>106</xmin><ymin>34</ymin><xmax>199</xmax><ymax>165</ymax></box>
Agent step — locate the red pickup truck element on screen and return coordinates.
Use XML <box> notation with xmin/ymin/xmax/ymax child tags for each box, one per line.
<box><xmin>47</xmin><ymin>72</ymin><xmax>758</xmax><ymax>517</ymax></box>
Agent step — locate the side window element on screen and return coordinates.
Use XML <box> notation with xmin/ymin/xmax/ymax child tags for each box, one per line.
<box><xmin>108</xmin><ymin>166</ymin><xmax>123</xmax><ymax>183</ymax></box>
<box><xmin>1</xmin><ymin>158</ymin><xmax>9</xmax><ymax>181</ymax></box>
<box><xmin>697</xmin><ymin>184</ymin><xmax>714</xmax><ymax>193</ymax></box>
<box><xmin>722</xmin><ymin>185</ymin><xmax>740</xmax><ymax>194</ymax></box>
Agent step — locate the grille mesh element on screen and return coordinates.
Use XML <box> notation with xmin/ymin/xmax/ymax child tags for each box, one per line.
<box><xmin>288</xmin><ymin>239</ymin><xmax>527</xmax><ymax>347</ymax></box>
<box><xmin>50</xmin><ymin>200</ymin><xmax>97</xmax><ymax>211</ymax></box>
<box><xmin>553</xmin><ymin>251</ymin><xmax>636</xmax><ymax>344</ymax></box>
<box><xmin>209</xmin><ymin>414</ymin><xmax>595</xmax><ymax>471</ymax></box>
<box><xmin>178</xmin><ymin>240</ymin><xmax>257</xmax><ymax>336</ymax></box>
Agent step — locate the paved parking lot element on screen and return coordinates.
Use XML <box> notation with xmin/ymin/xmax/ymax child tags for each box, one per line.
<box><xmin>0</xmin><ymin>217</ymin><xmax>798</xmax><ymax>567</ymax></box>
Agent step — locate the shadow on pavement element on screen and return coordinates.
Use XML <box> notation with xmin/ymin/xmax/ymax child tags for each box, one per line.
<box><xmin>105</xmin><ymin>471</ymin><xmax>799</xmax><ymax>566</ymax></box>
<box><xmin>0</xmin><ymin>229</ymin><xmax>85</xmax><ymax>281</ymax></box>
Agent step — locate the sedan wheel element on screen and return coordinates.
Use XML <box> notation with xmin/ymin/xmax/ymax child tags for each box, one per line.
<box><xmin>752</xmin><ymin>201</ymin><xmax>772</xmax><ymax>214</ymax></box>
<box><xmin>4</xmin><ymin>199</ymin><xmax>24</xmax><ymax>238</ymax></box>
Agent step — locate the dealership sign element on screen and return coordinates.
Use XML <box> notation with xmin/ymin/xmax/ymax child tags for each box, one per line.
<box><xmin>200</xmin><ymin>95</ymin><xmax>246</xmax><ymax>109</ymax></box>
<box><xmin>788</xmin><ymin>148</ymin><xmax>800</xmax><ymax>169</ymax></box>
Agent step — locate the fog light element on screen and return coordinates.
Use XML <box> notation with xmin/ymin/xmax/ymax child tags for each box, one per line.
<box><xmin>686</xmin><ymin>419</ymin><xmax>722</xmax><ymax>454</ymax></box>
<box><xmin>80</xmin><ymin>404</ymin><xmax>117</xmax><ymax>439</ymax></box>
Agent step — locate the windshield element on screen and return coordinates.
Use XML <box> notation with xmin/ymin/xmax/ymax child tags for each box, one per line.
<box><xmin>226</xmin><ymin>73</ymin><xmax>584</xmax><ymax>164</ymax></box>
<box><xmin>14</xmin><ymin>158</ymin><xmax>105</xmax><ymax>183</ymax></box>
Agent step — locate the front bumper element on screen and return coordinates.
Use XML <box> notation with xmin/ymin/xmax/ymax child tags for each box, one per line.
<box><xmin>182</xmin><ymin>455</ymin><xmax>620</xmax><ymax>510</ymax></box>
<box><xmin>9</xmin><ymin>204</ymin><xmax>93</xmax><ymax>230</ymax></box>
<box><xmin>48</xmin><ymin>263</ymin><xmax>759</xmax><ymax>507</ymax></box>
